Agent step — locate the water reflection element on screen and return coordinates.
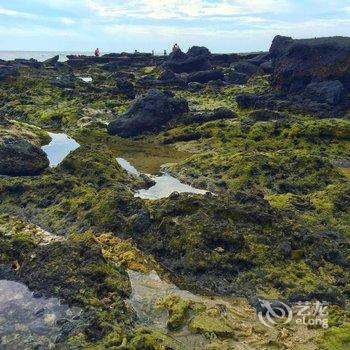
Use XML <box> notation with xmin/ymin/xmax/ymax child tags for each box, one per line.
<box><xmin>41</xmin><ymin>132</ymin><xmax>80</xmax><ymax>167</ymax></box>
<box><xmin>116</xmin><ymin>157</ymin><xmax>208</xmax><ymax>200</ymax></box>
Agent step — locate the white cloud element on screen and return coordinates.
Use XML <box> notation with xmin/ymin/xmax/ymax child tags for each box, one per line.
<box><xmin>0</xmin><ymin>7</ymin><xmax>38</xmax><ymax>19</ymax></box>
<box><xmin>86</xmin><ymin>0</ymin><xmax>291</xmax><ymax>20</ymax></box>
<box><xmin>59</xmin><ymin>17</ymin><xmax>76</xmax><ymax>25</ymax></box>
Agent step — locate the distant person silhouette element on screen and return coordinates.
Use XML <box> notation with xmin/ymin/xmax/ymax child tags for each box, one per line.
<box><xmin>172</xmin><ymin>43</ymin><xmax>180</xmax><ymax>53</ymax></box>
<box><xmin>94</xmin><ymin>48</ymin><xmax>100</xmax><ymax>57</ymax></box>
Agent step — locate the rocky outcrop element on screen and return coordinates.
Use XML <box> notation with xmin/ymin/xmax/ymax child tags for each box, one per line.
<box><xmin>0</xmin><ymin>66</ymin><xmax>19</xmax><ymax>81</ymax></box>
<box><xmin>0</xmin><ymin>135</ymin><xmax>49</xmax><ymax>176</ymax></box>
<box><xmin>13</xmin><ymin>58</ymin><xmax>41</xmax><ymax>69</ymax></box>
<box><xmin>270</xmin><ymin>35</ymin><xmax>350</xmax><ymax>94</ymax></box>
<box><xmin>237</xmin><ymin>36</ymin><xmax>350</xmax><ymax>116</ymax></box>
<box><xmin>43</xmin><ymin>55</ymin><xmax>59</xmax><ymax>68</ymax></box>
<box><xmin>107</xmin><ymin>89</ymin><xmax>189</xmax><ymax>137</ymax></box>
<box><xmin>163</xmin><ymin>46</ymin><xmax>212</xmax><ymax>73</ymax></box>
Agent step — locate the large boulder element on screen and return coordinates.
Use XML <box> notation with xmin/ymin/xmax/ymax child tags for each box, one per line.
<box><xmin>270</xmin><ymin>35</ymin><xmax>350</xmax><ymax>93</ymax></box>
<box><xmin>43</xmin><ymin>55</ymin><xmax>59</xmax><ymax>67</ymax></box>
<box><xmin>0</xmin><ymin>135</ymin><xmax>49</xmax><ymax>176</ymax></box>
<box><xmin>187</xmin><ymin>69</ymin><xmax>224</xmax><ymax>84</ymax></box>
<box><xmin>107</xmin><ymin>89</ymin><xmax>189</xmax><ymax>137</ymax></box>
<box><xmin>163</xmin><ymin>46</ymin><xmax>212</xmax><ymax>73</ymax></box>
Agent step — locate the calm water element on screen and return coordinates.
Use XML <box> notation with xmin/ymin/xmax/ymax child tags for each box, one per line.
<box><xmin>0</xmin><ymin>280</ymin><xmax>82</xmax><ymax>349</ymax></box>
<box><xmin>0</xmin><ymin>51</ymin><xmax>90</xmax><ymax>62</ymax></box>
<box><xmin>116</xmin><ymin>157</ymin><xmax>208</xmax><ymax>199</ymax></box>
<box><xmin>41</xmin><ymin>132</ymin><xmax>80</xmax><ymax>167</ymax></box>
<box><xmin>127</xmin><ymin>270</ymin><xmax>206</xmax><ymax>349</ymax></box>
<box><xmin>0</xmin><ymin>51</ymin><xmax>164</xmax><ymax>62</ymax></box>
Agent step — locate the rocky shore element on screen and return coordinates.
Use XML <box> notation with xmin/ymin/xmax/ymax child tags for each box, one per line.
<box><xmin>0</xmin><ymin>35</ymin><xmax>349</xmax><ymax>349</ymax></box>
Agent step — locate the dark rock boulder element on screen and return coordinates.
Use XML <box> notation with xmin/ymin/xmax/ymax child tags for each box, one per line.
<box><xmin>114</xmin><ymin>78</ymin><xmax>135</xmax><ymax>99</ymax></box>
<box><xmin>43</xmin><ymin>55</ymin><xmax>59</xmax><ymax>67</ymax></box>
<box><xmin>107</xmin><ymin>89</ymin><xmax>189</xmax><ymax>137</ymax></box>
<box><xmin>0</xmin><ymin>66</ymin><xmax>19</xmax><ymax>81</ymax></box>
<box><xmin>225</xmin><ymin>71</ymin><xmax>249</xmax><ymax>85</ymax></box>
<box><xmin>187</xmin><ymin>46</ymin><xmax>210</xmax><ymax>57</ymax></box>
<box><xmin>303</xmin><ymin>80</ymin><xmax>344</xmax><ymax>105</ymax></box>
<box><xmin>0</xmin><ymin>135</ymin><xmax>49</xmax><ymax>176</ymax></box>
<box><xmin>270</xmin><ymin>35</ymin><xmax>350</xmax><ymax>92</ymax></box>
<box><xmin>187</xmin><ymin>69</ymin><xmax>224</xmax><ymax>83</ymax></box>
<box><xmin>232</xmin><ymin>61</ymin><xmax>262</xmax><ymax>76</ymax></box>
<box><xmin>163</xmin><ymin>46</ymin><xmax>212</xmax><ymax>73</ymax></box>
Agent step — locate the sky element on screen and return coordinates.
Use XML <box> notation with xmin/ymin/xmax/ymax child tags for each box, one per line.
<box><xmin>0</xmin><ymin>0</ymin><xmax>349</xmax><ymax>53</ymax></box>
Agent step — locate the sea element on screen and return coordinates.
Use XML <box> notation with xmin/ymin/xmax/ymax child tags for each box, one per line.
<box><xmin>0</xmin><ymin>51</ymin><xmax>95</xmax><ymax>62</ymax></box>
<box><xmin>0</xmin><ymin>51</ymin><xmax>164</xmax><ymax>62</ymax></box>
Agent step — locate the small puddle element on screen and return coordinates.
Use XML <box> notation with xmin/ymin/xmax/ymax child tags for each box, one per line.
<box><xmin>127</xmin><ymin>270</ymin><xmax>207</xmax><ymax>349</ymax></box>
<box><xmin>116</xmin><ymin>157</ymin><xmax>208</xmax><ymax>200</ymax></box>
<box><xmin>41</xmin><ymin>132</ymin><xmax>80</xmax><ymax>167</ymax></box>
<box><xmin>0</xmin><ymin>280</ymin><xmax>82</xmax><ymax>349</ymax></box>
<box><xmin>116</xmin><ymin>157</ymin><xmax>140</xmax><ymax>176</ymax></box>
<box><xmin>78</xmin><ymin>77</ymin><xmax>92</xmax><ymax>83</ymax></box>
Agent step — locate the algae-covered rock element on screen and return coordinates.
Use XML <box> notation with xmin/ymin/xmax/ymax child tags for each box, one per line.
<box><xmin>128</xmin><ymin>329</ymin><xmax>185</xmax><ymax>350</ymax></box>
<box><xmin>0</xmin><ymin>135</ymin><xmax>49</xmax><ymax>176</ymax></box>
<box><xmin>189</xmin><ymin>308</ymin><xmax>235</xmax><ymax>337</ymax></box>
<box><xmin>317</xmin><ymin>323</ymin><xmax>350</xmax><ymax>350</ymax></box>
<box><xmin>157</xmin><ymin>294</ymin><xmax>205</xmax><ymax>330</ymax></box>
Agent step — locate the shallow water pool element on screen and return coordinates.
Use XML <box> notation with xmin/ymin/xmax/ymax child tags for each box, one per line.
<box><xmin>116</xmin><ymin>157</ymin><xmax>208</xmax><ymax>199</ymax></box>
<box><xmin>0</xmin><ymin>280</ymin><xmax>82</xmax><ymax>349</ymax></box>
<box><xmin>41</xmin><ymin>132</ymin><xmax>80</xmax><ymax>167</ymax></box>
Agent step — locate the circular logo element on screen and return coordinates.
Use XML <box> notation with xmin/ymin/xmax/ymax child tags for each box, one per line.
<box><xmin>257</xmin><ymin>299</ymin><xmax>293</xmax><ymax>328</ymax></box>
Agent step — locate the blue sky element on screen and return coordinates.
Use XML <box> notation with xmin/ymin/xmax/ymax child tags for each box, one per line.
<box><xmin>0</xmin><ymin>0</ymin><xmax>349</xmax><ymax>53</ymax></box>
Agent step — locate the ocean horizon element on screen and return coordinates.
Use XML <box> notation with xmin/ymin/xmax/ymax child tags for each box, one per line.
<box><xmin>0</xmin><ymin>51</ymin><xmax>94</xmax><ymax>62</ymax></box>
<box><xmin>0</xmin><ymin>50</ymin><xmax>168</xmax><ymax>62</ymax></box>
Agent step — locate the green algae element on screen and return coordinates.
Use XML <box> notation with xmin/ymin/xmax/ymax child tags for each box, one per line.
<box><xmin>0</xmin><ymin>56</ymin><xmax>349</xmax><ymax>349</ymax></box>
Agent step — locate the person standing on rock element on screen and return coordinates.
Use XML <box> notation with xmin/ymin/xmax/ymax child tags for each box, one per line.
<box><xmin>172</xmin><ymin>43</ymin><xmax>180</xmax><ymax>53</ymax></box>
<box><xmin>94</xmin><ymin>48</ymin><xmax>100</xmax><ymax>57</ymax></box>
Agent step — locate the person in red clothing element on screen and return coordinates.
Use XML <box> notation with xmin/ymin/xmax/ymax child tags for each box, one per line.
<box><xmin>94</xmin><ymin>48</ymin><xmax>100</xmax><ymax>57</ymax></box>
